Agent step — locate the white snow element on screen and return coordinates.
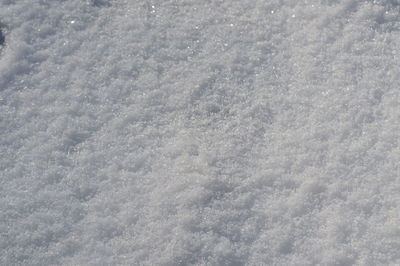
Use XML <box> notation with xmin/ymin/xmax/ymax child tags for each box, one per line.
<box><xmin>0</xmin><ymin>0</ymin><xmax>399</xmax><ymax>265</ymax></box>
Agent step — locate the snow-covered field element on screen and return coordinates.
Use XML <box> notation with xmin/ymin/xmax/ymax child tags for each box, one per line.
<box><xmin>1</xmin><ymin>0</ymin><xmax>399</xmax><ymax>265</ymax></box>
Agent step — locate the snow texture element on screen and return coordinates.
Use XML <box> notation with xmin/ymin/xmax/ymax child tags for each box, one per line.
<box><xmin>0</xmin><ymin>0</ymin><xmax>399</xmax><ymax>265</ymax></box>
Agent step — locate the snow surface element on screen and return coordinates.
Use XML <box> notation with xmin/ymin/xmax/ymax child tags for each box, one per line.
<box><xmin>0</xmin><ymin>0</ymin><xmax>399</xmax><ymax>265</ymax></box>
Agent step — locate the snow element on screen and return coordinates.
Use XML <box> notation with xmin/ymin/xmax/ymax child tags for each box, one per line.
<box><xmin>0</xmin><ymin>0</ymin><xmax>399</xmax><ymax>265</ymax></box>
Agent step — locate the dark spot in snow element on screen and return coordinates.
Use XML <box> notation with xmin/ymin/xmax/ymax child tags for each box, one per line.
<box><xmin>0</xmin><ymin>28</ymin><xmax>4</xmax><ymax>46</ymax></box>
<box><xmin>91</xmin><ymin>0</ymin><xmax>110</xmax><ymax>7</ymax></box>
<box><xmin>278</xmin><ymin>238</ymin><xmax>293</xmax><ymax>254</ymax></box>
<box><xmin>72</xmin><ymin>186</ymin><xmax>97</xmax><ymax>202</ymax></box>
<box><xmin>371</xmin><ymin>89</ymin><xmax>383</xmax><ymax>105</ymax></box>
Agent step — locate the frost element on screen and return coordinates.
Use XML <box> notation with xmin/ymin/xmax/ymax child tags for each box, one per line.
<box><xmin>0</xmin><ymin>0</ymin><xmax>399</xmax><ymax>265</ymax></box>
